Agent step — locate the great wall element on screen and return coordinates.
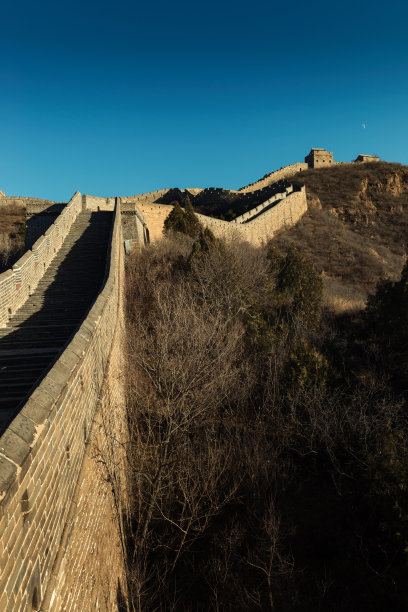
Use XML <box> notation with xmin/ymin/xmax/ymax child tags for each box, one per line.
<box><xmin>0</xmin><ymin>148</ymin><xmax>380</xmax><ymax>610</ymax></box>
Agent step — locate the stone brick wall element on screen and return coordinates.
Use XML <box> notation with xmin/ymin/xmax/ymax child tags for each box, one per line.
<box><xmin>0</xmin><ymin>197</ymin><xmax>60</xmax><ymax>209</ymax></box>
<box><xmin>120</xmin><ymin>202</ymin><xmax>148</xmax><ymax>247</ymax></box>
<box><xmin>0</xmin><ymin>199</ymin><xmax>128</xmax><ymax>611</ymax></box>
<box><xmin>233</xmin><ymin>185</ymin><xmax>294</xmax><ymax>223</ymax></box>
<box><xmin>0</xmin><ymin>192</ymin><xmax>82</xmax><ymax>327</ymax></box>
<box><xmin>138</xmin><ymin>203</ymin><xmax>173</xmax><ymax>242</ymax></box>
<box><xmin>122</xmin><ymin>187</ymin><xmax>179</xmax><ymax>203</ymax></box>
<box><xmin>82</xmin><ymin>194</ymin><xmax>116</xmax><ymax>211</ymax></box>
<box><xmin>239</xmin><ymin>163</ymin><xmax>308</xmax><ymax>193</ymax></box>
<box><xmin>25</xmin><ymin>204</ymin><xmax>67</xmax><ymax>250</ymax></box>
<box><xmin>305</xmin><ymin>148</ymin><xmax>334</xmax><ymax>168</ymax></box>
<box><xmin>238</xmin><ymin>187</ymin><xmax>307</xmax><ymax>244</ymax></box>
<box><xmin>140</xmin><ymin>185</ymin><xmax>307</xmax><ymax>246</ymax></box>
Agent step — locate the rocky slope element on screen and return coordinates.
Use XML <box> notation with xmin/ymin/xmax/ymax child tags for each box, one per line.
<box><xmin>272</xmin><ymin>162</ymin><xmax>408</xmax><ymax>311</ymax></box>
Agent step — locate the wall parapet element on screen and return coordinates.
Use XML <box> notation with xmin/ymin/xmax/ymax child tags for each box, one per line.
<box><xmin>82</xmin><ymin>194</ymin><xmax>115</xmax><ymax>211</ymax></box>
<box><xmin>139</xmin><ymin>182</ymin><xmax>308</xmax><ymax>245</ymax></box>
<box><xmin>194</xmin><ymin>185</ymin><xmax>307</xmax><ymax>245</ymax></box>
<box><xmin>0</xmin><ymin>192</ymin><xmax>82</xmax><ymax>328</ymax></box>
<box><xmin>0</xmin><ymin>197</ymin><xmax>62</xmax><ymax>209</ymax></box>
<box><xmin>0</xmin><ymin>199</ymin><xmax>125</xmax><ymax>611</ymax></box>
<box><xmin>239</xmin><ymin>162</ymin><xmax>308</xmax><ymax>193</ymax></box>
<box><xmin>234</xmin><ymin>185</ymin><xmax>294</xmax><ymax>224</ymax></box>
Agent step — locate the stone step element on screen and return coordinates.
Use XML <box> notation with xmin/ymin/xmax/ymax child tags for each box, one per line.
<box><xmin>0</xmin><ymin>210</ymin><xmax>113</xmax><ymax>434</ymax></box>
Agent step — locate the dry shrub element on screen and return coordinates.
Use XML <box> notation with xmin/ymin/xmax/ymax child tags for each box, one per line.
<box><xmin>322</xmin><ymin>276</ymin><xmax>367</xmax><ymax>313</ymax></box>
<box><xmin>0</xmin><ymin>232</ymin><xmax>24</xmax><ymax>271</ymax></box>
<box><xmin>0</xmin><ymin>203</ymin><xmax>26</xmax><ymax>271</ymax></box>
<box><xmin>125</xmin><ymin>237</ymin><xmax>256</xmax><ymax>610</ymax></box>
<box><xmin>123</xmin><ymin>232</ymin><xmax>408</xmax><ymax>611</ymax></box>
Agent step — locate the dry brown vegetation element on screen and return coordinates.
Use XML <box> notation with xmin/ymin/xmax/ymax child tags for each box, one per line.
<box><xmin>0</xmin><ymin>203</ymin><xmax>26</xmax><ymax>272</ymax></box>
<box><xmin>273</xmin><ymin>162</ymin><xmax>408</xmax><ymax>311</ymax></box>
<box><xmin>123</xmin><ymin>229</ymin><xmax>408</xmax><ymax>612</ymax></box>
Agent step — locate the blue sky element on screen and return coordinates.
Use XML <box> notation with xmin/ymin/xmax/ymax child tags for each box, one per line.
<box><xmin>1</xmin><ymin>0</ymin><xmax>407</xmax><ymax>200</ymax></box>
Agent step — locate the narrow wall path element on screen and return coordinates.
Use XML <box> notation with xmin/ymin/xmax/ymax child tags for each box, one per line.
<box><xmin>0</xmin><ymin>211</ymin><xmax>112</xmax><ymax>435</ymax></box>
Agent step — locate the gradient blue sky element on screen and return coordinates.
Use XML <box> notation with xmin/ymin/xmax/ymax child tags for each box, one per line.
<box><xmin>1</xmin><ymin>0</ymin><xmax>407</xmax><ymax>200</ymax></box>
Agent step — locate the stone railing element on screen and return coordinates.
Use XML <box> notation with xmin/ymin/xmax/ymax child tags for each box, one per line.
<box><xmin>0</xmin><ymin>192</ymin><xmax>82</xmax><ymax>327</ymax></box>
<box><xmin>194</xmin><ymin>185</ymin><xmax>307</xmax><ymax>245</ymax></box>
<box><xmin>0</xmin><ymin>199</ymin><xmax>125</xmax><ymax>611</ymax></box>
<box><xmin>82</xmin><ymin>194</ymin><xmax>116</xmax><ymax>211</ymax></box>
<box><xmin>239</xmin><ymin>162</ymin><xmax>308</xmax><ymax>193</ymax></box>
<box><xmin>234</xmin><ymin>185</ymin><xmax>294</xmax><ymax>224</ymax></box>
<box><xmin>0</xmin><ymin>197</ymin><xmax>60</xmax><ymax>209</ymax></box>
<box><xmin>241</xmin><ymin>186</ymin><xmax>307</xmax><ymax>243</ymax></box>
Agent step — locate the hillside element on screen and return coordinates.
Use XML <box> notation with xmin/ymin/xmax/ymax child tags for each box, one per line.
<box><xmin>272</xmin><ymin>162</ymin><xmax>408</xmax><ymax>310</ymax></box>
<box><xmin>0</xmin><ymin>203</ymin><xmax>26</xmax><ymax>272</ymax></box>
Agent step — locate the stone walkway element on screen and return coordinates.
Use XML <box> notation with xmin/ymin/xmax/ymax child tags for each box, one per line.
<box><xmin>0</xmin><ymin>211</ymin><xmax>112</xmax><ymax>435</ymax></box>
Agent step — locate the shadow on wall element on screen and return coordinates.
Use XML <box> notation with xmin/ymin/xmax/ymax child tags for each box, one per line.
<box><xmin>0</xmin><ymin>212</ymin><xmax>112</xmax><ymax>436</ymax></box>
<box><xmin>25</xmin><ymin>204</ymin><xmax>66</xmax><ymax>250</ymax></box>
<box><xmin>154</xmin><ymin>181</ymin><xmax>294</xmax><ymax>220</ymax></box>
<box><xmin>117</xmin><ymin>578</ymin><xmax>127</xmax><ymax>612</ymax></box>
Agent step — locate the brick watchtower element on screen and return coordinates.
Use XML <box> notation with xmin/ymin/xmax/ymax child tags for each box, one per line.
<box><xmin>305</xmin><ymin>148</ymin><xmax>334</xmax><ymax>168</ymax></box>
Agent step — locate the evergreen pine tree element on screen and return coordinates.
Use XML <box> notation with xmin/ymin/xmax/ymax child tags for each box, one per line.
<box><xmin>163</xmin><ymin>198</ymin><xmax>202</xmax><ymax>238</ymax></box>
<box><xmin>183</xmin><ymin>197</ymin><xmax>201</xmax><ymax>238</ymax></box>
<box><xmin>163</xmin><ymin>201</ymin><xmax>186</xmax><ymax>235</ymax></box>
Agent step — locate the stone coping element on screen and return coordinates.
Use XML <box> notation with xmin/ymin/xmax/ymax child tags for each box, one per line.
<box><xmin>0</xmin><ymin>198</ymin><xmax>122</xmax><ymax>510</ymax></box>
<box><xmin>0</xmin><ymin>192</ymin><xmax>82</xmax><ymax>327</ymax></box>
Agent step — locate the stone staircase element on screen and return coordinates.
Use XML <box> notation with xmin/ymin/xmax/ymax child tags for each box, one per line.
<box><xmin>0</xmin><ymin>211</ymin><xmax>113</xmax><ymax>435</ymax></box>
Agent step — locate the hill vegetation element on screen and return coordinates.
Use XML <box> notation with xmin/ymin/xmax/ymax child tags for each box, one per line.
<box><xmin>0</xmin><ymin>203</ymin><xmax>26</xmax><ymax>272</ymax></box>
<box><xmin>123</xmin><ymin>199</ymin><xmax>408</xmax><ymax>611</ymax></box>
<box><xmin>273</xmin><ymin>162</ymin><xmax>408</xmax><ymax>310</ymax></box>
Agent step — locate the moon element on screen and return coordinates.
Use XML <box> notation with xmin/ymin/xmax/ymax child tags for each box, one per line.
<box><xmin>362</xmin><ymin>123</ymin><xmax>366</xmax><ymax>129</ymax></box>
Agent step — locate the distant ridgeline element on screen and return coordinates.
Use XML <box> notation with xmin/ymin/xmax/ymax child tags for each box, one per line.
<box><xmin>0</xmin><ymin>146</ymin><xmax>381</xmax><ymax>611</ymax></box>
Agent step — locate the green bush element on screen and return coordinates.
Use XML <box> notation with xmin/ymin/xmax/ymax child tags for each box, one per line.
<box><xmin>284</xmin><ymin>340</ymin><xmax>328</xmax><ymax>392</ymax></box>
<box><xmin>277</xmin><ymin>244</ymin><xmax>323</xmax><ymax>330</ymax></box>
<box><xmin>366</xmin><ymin>258</ymin><xmax>408</xmax><ymax>349</ymax></box>
<box><xmin>164</xmin><ymin>197</ymin><xmax>202</xmax><ymax>238</ymax></box>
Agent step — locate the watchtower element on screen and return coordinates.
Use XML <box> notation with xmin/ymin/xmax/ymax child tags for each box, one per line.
<box><xmin>354</xmin><ymin>154</ymin><xmax>380</xmax><ymax>162</ymax></box>
<box><xmin>305</xmin><ymin>148</ymin><xmax>334</xmax><ymax>168</ymax></box>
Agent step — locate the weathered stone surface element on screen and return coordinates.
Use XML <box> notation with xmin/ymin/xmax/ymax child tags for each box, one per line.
<box><xmin>0</xmin><ymin>456</ymin><xmax>17</xmax><ymax>498</ymax></box>
<box><xmin>0</xmin><ymin>197</ymin><xmax>128</xmax><ymax>611</ymax></box>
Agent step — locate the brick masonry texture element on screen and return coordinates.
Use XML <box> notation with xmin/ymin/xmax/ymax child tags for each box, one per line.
<box><xmin>239</xmin><ymin>163</ymin><xmax>309</xmax><ymax>192</ymax></box>
<box><xmin>0</xmin><ymin>198</ymin><xmax>128</xmax><ymax>611</ymax></box>
<box><xmin>0</xmin><ymin>192</ymin><xmax>83</xmax><ymax>327</ymax></box>
<box><xmin>139</xmin><ymin>185</ymin><xmax>308</xmax><ymax>245</ymax></box>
